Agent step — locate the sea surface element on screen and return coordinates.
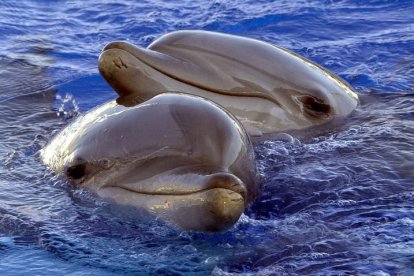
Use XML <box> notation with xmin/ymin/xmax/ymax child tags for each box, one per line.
<box><xmin>0</xmin><ymin>0</ymin><xmax>413</xmax><ymax>275</ymax></box>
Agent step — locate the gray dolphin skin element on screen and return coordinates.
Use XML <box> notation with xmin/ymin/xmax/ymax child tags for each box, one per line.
<box><xmin>41</xmin><ymin>93</ymin><xmax>258</xmax><ymax>231</ymax></box>
<box><xmin>99</xmin><ymin>30</ymin><xmax>358</xmax><ymax>135</ymax></box>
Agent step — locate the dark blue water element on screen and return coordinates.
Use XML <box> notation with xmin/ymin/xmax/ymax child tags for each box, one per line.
<box><xmin>0</xmin><ymin>1</ymin><xmax>413</xmax><ymax>275</ymax></box>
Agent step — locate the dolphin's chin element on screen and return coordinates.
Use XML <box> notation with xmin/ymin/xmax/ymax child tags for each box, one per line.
<box><xmin>98</xmin><ymin>187</ymin><xmax>245</xmax><ymax>232</ymax></box>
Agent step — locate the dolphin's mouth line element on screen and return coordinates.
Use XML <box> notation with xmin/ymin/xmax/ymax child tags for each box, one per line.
<box><xmin>103</xmin><ymin>170</ymin><xmax>248</xmax><ymax>201</ymax></box>
<box><xmin>100</xmin><ymin>44</ymin><xmax>281</xmax><ymax>106</ymax></box>
<box><xmin>105</xmin><ymin>185</ymin><xmax>246</xmax><ymax>201</ymax></box>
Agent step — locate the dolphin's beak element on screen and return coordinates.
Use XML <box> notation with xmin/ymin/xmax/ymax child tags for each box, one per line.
<box><xmin>99</xmin><ymin>171</ymin><xmax>248</xmax><ymax>231</ymax></box>
<box><xmin>98</xmin><ymin>42</ymin><xmax>169</xmax><ymax>105</ymax></box>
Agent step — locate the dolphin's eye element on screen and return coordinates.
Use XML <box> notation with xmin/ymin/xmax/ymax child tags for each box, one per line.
<box><xmin>66</xmin><ymin>163</ymin><xmax>87</xmax><ymax>180</ymax></box>
<box><xmin>298</xmin><ymin>95</ymin><xmax>331</xmax><ymax>118</ymax></box>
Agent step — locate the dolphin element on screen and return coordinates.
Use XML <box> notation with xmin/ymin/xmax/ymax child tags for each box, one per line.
<box><xmin>41</xmin><ymin>93</ymin><xmax>258</xmax><ymax>231</ymax></box>
<box><xmin>99</xmin><ymin>30</ymin><xmax>358</xmax><ymax>135</ymax></box>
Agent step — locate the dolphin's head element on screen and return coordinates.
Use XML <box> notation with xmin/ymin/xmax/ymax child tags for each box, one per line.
<box><xmin>98</xmin><ymin>30</ymin><xmax>358</xmax><ymax>134</ymax></box>
<box><xmin>41</xmin><ymin>93</ymin><xmax>258</xmax><ymax>231</ymax></box>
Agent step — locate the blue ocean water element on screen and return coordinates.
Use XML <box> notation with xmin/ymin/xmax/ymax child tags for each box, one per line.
<box><xmin>0</xmin><ymin>0</ymin><xmax>413</xmax><ymax>275</ymax></box>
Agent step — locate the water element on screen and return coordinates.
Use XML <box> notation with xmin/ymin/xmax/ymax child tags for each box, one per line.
<box><xmin>0</xmin><ymin>0</ymin><xmax>413</xmax><ymax>275</ymax></box>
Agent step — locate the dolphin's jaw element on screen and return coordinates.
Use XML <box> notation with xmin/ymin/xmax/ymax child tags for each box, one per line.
<box><xmin>168</xmin><ymin>188</ymin><xmax>245</xmax><ymax>231</ymax></box>
<box><xmin>94</xmin><ymin>169</ymin><xmax>248</xmax><ymax>231</ymax></box>
<box><xmin>98</xmin><ymin>186</ymin><xmax>245</xmax><ymax>231</ymax></box>
<box><xmin>103</xmin><ymin>171</ymin><xmax>248</xmax><ymax>199</ymax></box>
